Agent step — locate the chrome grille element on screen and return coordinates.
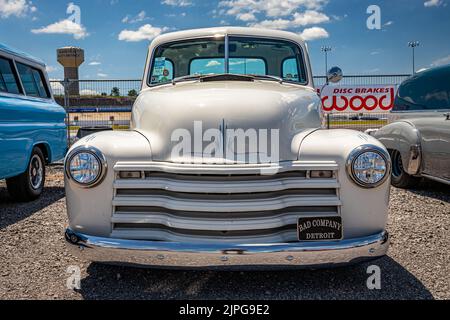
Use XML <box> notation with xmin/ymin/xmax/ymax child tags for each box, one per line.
<box><xmin>112</xmin><ymin>161</ymin><xmax>341</xmax><ymax>243</ymax></box>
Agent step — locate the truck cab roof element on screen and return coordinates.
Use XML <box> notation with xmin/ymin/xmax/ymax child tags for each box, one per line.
<box><xmin>0</xmin><ymin>42</ymin><xmax>46</xmax><ymax>67</ymax></box>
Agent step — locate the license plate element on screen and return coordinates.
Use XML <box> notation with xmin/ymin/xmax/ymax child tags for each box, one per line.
<box><xmin>297</xmin><ymin>216</ymin><xmax>343</xmax><ymax>241</ymax></box>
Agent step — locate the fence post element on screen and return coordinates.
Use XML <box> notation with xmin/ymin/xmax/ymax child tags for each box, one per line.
<box><xmin>327</xmin><ymin>113</ymin><xmax>331</xmax><ymax>129</ymax></box>
<box><xmin>62</xmin><ymin>78</ymin><xmax>71</xmax><ymax>147</ymax></box>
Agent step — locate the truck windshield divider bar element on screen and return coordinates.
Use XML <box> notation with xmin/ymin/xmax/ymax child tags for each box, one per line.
<box><xmin>224</xmin><ymin>34</ymin><xmax>229</xmax><ymax>74</ymax></box>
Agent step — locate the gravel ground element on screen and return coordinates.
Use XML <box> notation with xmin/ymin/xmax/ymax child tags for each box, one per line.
<box><xmin>0</xmin><ymin>166</ymin><xmax>449</xmax><ymax>300</ymax></box>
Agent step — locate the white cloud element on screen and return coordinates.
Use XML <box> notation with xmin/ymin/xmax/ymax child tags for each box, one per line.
<box><xmin>292</xmin><ymin>10</ymin><xmax>329</xmax><ymax>25</ymax></box>
<box><xmin>162</xmin><ymin>0</ymin><xmax>193</xmax><ymax>6</ymax></box>
<box><xmin>32</xmin><ymin>19</ymin><xmax>89</xmax><ymax>39</ymax></box>
<box><xmin>45</xmin><ymin>65</ymin><xmax>58</xmax><ymax>73</ymax></box>
<box><xmin>424</xmin><ymin>0</ymin><xmax>443</xmax><ymax>7</ymax></box>
<box><xmin>299</xmin><ymin>27</ymin><xmax>329</xmax><ymax>40</ymax></box>
<box><xmin>251</xmin><ymin>19</ymin><xmax>291</xmax><ymax>30</ymax></box>
<box><xmin>97</xmin><ymin>73</ymin><xmax>108</xmax><ymax>78</ymax></box>
<box><xmin>0</xmin><ymin>0</ymin><xmax>36</xmax><ymax>18</ymax></box>
<box><xmin>118</xmin><ymin>24</ymin><xmax>168</xmax><ymax>42</ymax></box>
<box><xmin>229</xmin><ymin>58</ymin><xmax>260</xmax><ymax>66</ymax></box>
<box><xmin>250</xmin><ymin>10</ymin><xmax>329</xmax><ymax>29</ymax></box>
<box><xmin>219</xmin><ymin>0</ymin><xmax>328</xmax><ymax>18</ymax></box>
<box><xmin>122</xmin><ymin>10</ymin><xmax>148</xmax><ymax>23</ymax></box>
<box><xmin>206</xmin><ymin>60</ymin><xmax>222</xmax><ymax>67</ymax></box>
<box><xmin>431</xmin><ymin>54</ymin><xmax>450</xmax><ymax>66</ymax></box>
<box><xmin>88</xmin><ymin>61</ymin><xmax>101</xmax><ymax>66</ymax></box>
<box><xmin>237</xmin><ymin>12</ymin><xmax>256</xmax><ymax>21</ymax></box>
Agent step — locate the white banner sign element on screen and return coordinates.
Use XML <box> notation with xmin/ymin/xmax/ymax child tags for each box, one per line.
<box><xmin>318</xmin><ymin>85</ymin><xmax>397</xmax><ymax>113</ymax></box>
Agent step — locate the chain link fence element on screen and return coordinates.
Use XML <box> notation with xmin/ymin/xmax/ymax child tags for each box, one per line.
<box><xmin>313</xmin><ymin>74</ymin><xmax>410</xmax><ymax>86</ymax></box>
<box><xmin>324</xmin><ymin>112</ymin><xmax>394</xmax><ymax>132</ymax></box>
<box><xmin>50</xmin><ymin>75</ymin><xmax>410</xmax><ymax>145</ymax></box>
<box><xmin>50</xmin><ymin>80</ymin><xmax>139</xmax><ymax>144</ymax></box>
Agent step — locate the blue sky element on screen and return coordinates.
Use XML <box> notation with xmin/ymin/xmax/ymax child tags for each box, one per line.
<box><xmin>0</xmin><ymin>0</ymin><xmax>449</xmax><ymax>80</ymax></box>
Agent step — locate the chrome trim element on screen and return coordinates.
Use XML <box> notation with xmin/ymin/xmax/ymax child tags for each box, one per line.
<box><xmin>65</xmin><ymin>146</ymin><xmax>108</xmax><ymax>188</ymax></box>
<box><xmin>113</xmin><ymin>160</ymin><xmax>339</xmax><ymax>174</ymax></box>
<box><xmin>407</xmin><ymin>144</ymin><xmax>422</xmax><ymax>175</ymax></box>
<box><xmin>421</xmin><ymin>173</ymin><xmax>450</xmax><ymax>186</ymax></box>
<box><xmin>346</xmin><ymin>145</ymin><xmax>392</xmax><ymax>189</ymax></box>
<box><xmin>65</xmin><ymin>228</ymin><xmax>389</xmax><ymax>269</ymax></box>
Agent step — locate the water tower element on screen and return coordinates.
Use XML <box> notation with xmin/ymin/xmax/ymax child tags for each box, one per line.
<box><xmin>57</xmin><ymin>47</ymin><xmax>84</xmax><ymax>96</ymax></box>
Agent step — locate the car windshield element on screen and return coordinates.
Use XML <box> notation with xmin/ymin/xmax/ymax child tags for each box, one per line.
<box><xmin>394</xmin><ymin>67</ymin><xmax>450</xmax><ymax>111</ymax></box>
<box><xmin>149</xmin><ymin>36</ymin><xmax>307</xmax><ymax>86</ymax></box>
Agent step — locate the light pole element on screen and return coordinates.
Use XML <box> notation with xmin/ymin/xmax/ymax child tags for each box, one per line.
<box><xmin>321</xmin><ymin>46</ymin><xmax>332</xmax><ymax>82</ymax></box>
<box><xmin>408</xmin><ymin>41</ymin><xmax>420</xmax><ymax>74</ymax></box>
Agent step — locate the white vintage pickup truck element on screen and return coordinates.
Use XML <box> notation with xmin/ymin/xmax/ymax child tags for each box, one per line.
<box><xmin>64</xmin><ymin>27</ymin><xmax>391</xmax><ymax>269</ymax></box>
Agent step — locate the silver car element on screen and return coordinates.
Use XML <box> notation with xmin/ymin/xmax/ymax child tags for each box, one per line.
<box><xmin>374</xmin><ymin>65</ymin><xmax>450</xmax><ymax>188</ymax></box>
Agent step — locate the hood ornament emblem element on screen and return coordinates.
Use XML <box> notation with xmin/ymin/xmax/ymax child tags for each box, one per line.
<box><xmin>220</xmin><ymin>119</ymin><xmax>227</xmax><ymax>156</ymax></box>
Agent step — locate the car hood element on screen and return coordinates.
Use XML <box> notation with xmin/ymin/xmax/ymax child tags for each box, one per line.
<box><xmin>131</xmin><ymin>80</ymin><xmax>322</xmax><ymax>163</ymax></box>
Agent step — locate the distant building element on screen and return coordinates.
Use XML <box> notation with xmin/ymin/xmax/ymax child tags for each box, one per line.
<box><xmin>57</xmin><ymin>47</ymin><xmax>84</xmax><ymax>96</ymax></box>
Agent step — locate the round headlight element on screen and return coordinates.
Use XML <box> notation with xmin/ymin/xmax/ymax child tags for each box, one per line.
<box><xmin>347</xmin><ymin>146</ymin><xmax>390</xmax><ymax>188</ymax></box>
<box><xmin>66</xmin><ymin>147</ymin><xmax>106</xmax><ymax>187</ymax></box>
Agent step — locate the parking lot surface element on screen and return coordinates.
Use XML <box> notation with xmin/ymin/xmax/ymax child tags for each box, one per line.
<box><xmin>0</xmin><ymin>166</ymin><xmax>449</xmax><ymax>300</ymax></box>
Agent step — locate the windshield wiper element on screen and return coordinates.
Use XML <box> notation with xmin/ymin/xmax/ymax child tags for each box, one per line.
<box><xmin>171</xmin><ymin>74</ymin><xmax>284</xmax><ymax>85</ymax></box>
<box><xmin>172</xmin><ymin>74</ymin><xmax>204</xmax><ymax>85</ymax></box>
<box><xmin>248</xmin><ymin>74</ymin><xmax>284</xmax><ymax>84</ymax></box>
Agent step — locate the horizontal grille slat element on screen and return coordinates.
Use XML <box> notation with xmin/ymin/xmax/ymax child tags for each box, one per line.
<box><xmin>114</xmin><ymin>161</ymin><xmax>339</xmax><ymax>175</ymax></box>
<box><xmin>114</xmin><ymin>206</ymin><xmax>339</xmax><ymax>218</ymax></box>
<box><xmin>115</xmin><ymin>188</ymin><xmax>337</xmax><ymax>199</ymax></box>
<box><xmin>114</xmin><ymin>178</ymin><xmax>339</xmax><ymax>194</ymax></box>
<box><xmin>113</xmin><ymin>223</ymin><xmax>297</xmax><ymax>237</ymax></box>
<box><xmin>112</xmin><ymin>195</ymin><xmax>341</xmax><ymax>212</ymax></box>
<box><xmin>110</xmin><ymin>229</ymin><xmax>300</xmax><ymax>243</ymax></box>
<box><xmin>145</xmin><ymin>171</ymin><xmax>307</xmax><ymax>181</ymax></box>
<box><xmin>111</xmin><ymin>211</ymin><xmax>339</xmax><ymax>231</ymax></box>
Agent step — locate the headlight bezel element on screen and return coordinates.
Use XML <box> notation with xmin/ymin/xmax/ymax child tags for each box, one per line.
<box><xmin>65</xmin><ymin>146</ymin><xmax>107</xmax><ymax>188</ymax></box>
<box><xmin>346</xmin><ymin>145</ymin><xmax>391</xmax><ymax>188</ymax></box>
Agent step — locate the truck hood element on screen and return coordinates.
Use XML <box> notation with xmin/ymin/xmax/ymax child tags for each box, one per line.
<box><xmin>131</xmin><ymin>80</ymin><xmax>322</xmax><ymax>163</ymax></box>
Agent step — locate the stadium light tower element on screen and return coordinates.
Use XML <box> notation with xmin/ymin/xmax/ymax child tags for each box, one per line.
<box><xmin>408</xmin><ymin>41</ymin><xmax>420</xmax><ymax>74</ymax></box>
<box><xmin>321</xmin><ymin>46</ymin><xmax>332</xmax><ymax>80</ymax></box>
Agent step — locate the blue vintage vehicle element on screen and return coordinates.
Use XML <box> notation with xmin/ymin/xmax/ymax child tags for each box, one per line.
<box><xmin>0</xmin><ymin>43</ymin><xmax>67</xmax><ymax>201</ymax></box>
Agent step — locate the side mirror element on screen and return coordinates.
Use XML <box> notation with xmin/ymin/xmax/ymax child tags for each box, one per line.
<box><xmin>327</xmin><ymin>67</ymin><xmax>343</xmax><ymax>84</ymax></box>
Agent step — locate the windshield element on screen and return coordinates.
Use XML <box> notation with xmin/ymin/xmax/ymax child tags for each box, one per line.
<box><xmin>394</xmin><ymin>67</ymin><xmax>450</xmax><ymax>111</ymax></box>
<box><xmin>149</xmin><ymin>36</ymin><xmax>308</xmax><ymax>86</ymax></box>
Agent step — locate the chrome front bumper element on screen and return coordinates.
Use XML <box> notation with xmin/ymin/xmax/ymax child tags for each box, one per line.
<box><xmin>65</xmin><ymin>229</ymin><xmax>389</xmax><ymax>269</ymax></box>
